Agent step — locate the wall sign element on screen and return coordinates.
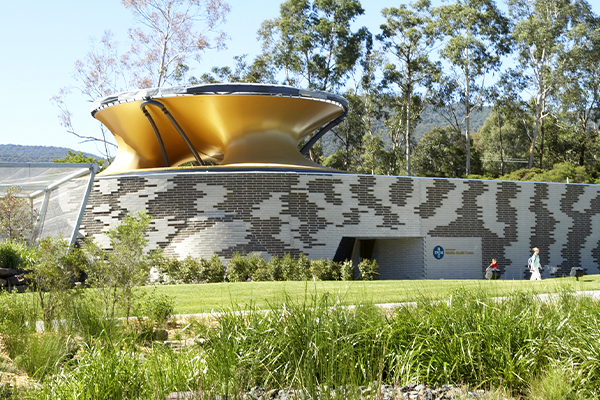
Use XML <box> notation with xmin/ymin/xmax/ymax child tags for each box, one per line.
<box><xmin>433</xmin><ymin>245</ymin><xmax>444</xmax><ymax>260</ymax></box>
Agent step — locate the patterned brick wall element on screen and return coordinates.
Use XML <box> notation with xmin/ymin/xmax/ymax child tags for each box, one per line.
<box><xmin>80</xmin><ymin>170</ymin><xmax>600</xmax><ymax>279</ymax></box>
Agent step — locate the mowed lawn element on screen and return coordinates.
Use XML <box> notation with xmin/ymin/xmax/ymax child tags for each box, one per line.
<box><xmin>145</xmin><ymin>274</ymin><xmax>600</xmax><ymax>314</ymax></box>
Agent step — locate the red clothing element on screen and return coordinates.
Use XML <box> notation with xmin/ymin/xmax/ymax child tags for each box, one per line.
<box><xmin>489</xmin><ymin>262</ymin><xmax>498</xmax><ymax>270</ymax></box>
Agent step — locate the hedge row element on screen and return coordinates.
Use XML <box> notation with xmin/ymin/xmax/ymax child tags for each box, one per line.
<box><xmin>151</xmin><ymin>251</ymin><xmax>379</xmax><ymax>284</ymax></box>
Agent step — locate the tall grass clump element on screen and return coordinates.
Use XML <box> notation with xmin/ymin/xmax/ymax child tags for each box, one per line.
<box><xmin>197</xmin><ymin>291</ymin><xmax>388</xmax><ymax>398</ymax></box>
<box><xmin>30</xmin><ymin>340</ymin><xmax>205</xmax><ymax>400</ymax></box>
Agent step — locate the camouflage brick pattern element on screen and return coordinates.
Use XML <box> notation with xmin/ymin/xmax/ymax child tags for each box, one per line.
<box><xmin>80</xmin><ymin>171</ymin><xmax>600</xmax><ymax>279</ymax></box>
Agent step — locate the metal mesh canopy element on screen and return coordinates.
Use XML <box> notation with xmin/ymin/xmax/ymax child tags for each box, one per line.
<box><xmin>0</xmin><ymin>163</ymin><xmax>98</xmax><ymax>243</ymax></box>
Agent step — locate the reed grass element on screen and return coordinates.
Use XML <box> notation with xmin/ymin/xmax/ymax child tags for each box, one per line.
<box><xmin>7</xmin><ymin>283</ymin><xmax>600</xmax><ymax>399</ymax></box>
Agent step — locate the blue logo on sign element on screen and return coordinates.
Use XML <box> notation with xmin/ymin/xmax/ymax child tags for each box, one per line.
<box><xmin>433</xmin><ymin>245</ymin><xmax>444</xmax><ymax>260</ymax></box>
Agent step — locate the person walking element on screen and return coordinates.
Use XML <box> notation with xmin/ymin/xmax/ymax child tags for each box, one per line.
<box><xmin>528</xmin><ymin>247</ymin><xmax>542</xmax><ymax>281</ymax></box>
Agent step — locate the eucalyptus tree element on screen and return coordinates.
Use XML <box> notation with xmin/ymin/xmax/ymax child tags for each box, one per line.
<box><xmin>412</xmin><ymin>126</ymin><xmax>483</xmax><ymax>177</ymax></box>
<box><xmin>432</xmin><ymin>0</ymin><xmax>511</xmax><ymax>175</ymax></box>
<box><xmin>552</xmin><ymin>5</ymin><xmax>600</xmax><ymax>167</ymax></box>
<box><xmin>334</xmin><ymin>35</ymin><xmax>388</xmax><ymax>173</ymax></box>
<box><xmin>257</xmin><ymin>0</ymin><xmax>368</xmax><ymax>92</ymax></box>
<box><xmin>377</xmin><ymin>0</ymin><xmax>441</xmax><ymax>176</ymax></box>
<box><xmin>257</xmin><ymin>0</ymin><xmax>368</xmax><ymax>163</ymax></box>
<box><xmin>481</xmin><ymin>70</ymin><xmax>529</xmax><ymax>175</ymax></box>
<box><xmin>193</xmin><ymin>54</ymin><xmax>278</xmax><ymax>84</ymax></box>
<box><xmin>508</xmin><ymin>0</ymin><xmax>593</xmax><ymax>169</ymax></box>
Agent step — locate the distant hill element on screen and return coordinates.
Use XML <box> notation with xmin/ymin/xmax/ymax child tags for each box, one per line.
<box><xmin>323</xmin><ymin>105</ymin><xmax>491</xmax><ymax>156</ymax></box>
<box><xmin>0</xmin><ymin>144</ymin><xmax>102</xmax><ymax>163</ymax></box>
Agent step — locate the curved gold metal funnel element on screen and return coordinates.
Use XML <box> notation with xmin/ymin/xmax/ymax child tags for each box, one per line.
<box><xmin>91</xmin><ymin>84</ymin><xmax>348</xmax><ymax>175</ymax></box>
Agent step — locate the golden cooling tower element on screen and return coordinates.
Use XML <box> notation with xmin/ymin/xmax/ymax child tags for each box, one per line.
<box><xmin>90</xmin><ymin>84</ymin><xmax>348</xmax><ymax>175</ymax></box>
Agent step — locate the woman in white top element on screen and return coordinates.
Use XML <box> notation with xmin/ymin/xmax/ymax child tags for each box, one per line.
<box><xmin>529</xmin><ymin>247</ymin><xmax>542</xmax><ymax>281</ymax></box>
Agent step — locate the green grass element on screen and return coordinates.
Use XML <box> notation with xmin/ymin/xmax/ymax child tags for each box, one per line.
<box><xmin>26</xmin><ymin>286</ymin><xmax>600</xmax><ymax>399</ymax></box>
<box><xmin>143</xmin><ymin>274</ymin><xmax>600</xmax><ymax>314</ymax></box>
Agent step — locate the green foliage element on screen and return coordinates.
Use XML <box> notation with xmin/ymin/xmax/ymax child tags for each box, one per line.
<box><xmin>0</xmin><ymin>186</ymin><xmax>39</xmax><ymax>243</ymax></box>
<box><xmin>31</xmin><ymin>237</ymin><xmax>84</xmax><ymax>326</ymax></box>
<box><xmin>201</xmin><ymin>254</ymin><xmax>225</xmax><ymax>283</ymax></box>
<box><xmin>357</xmin><ymin>258</ymin><xmax>379</xmax><ymax>281</ymax></box>
<box><xmin>296</xmin><ymin>253</ymin><xmax>312</xmax><ymax>281</ymax></box>
<box><xmin>250</xmin><ymin>253</ymin><xmax>271</xmax><ymax>281</ymax></box>
<box><xmin>499</xmin><ymin>163</ymin><xmax>593</xmax><ymax>183</ymax></box>
<box><xmin>309</xmin><ymin>259</ymin><xmax>341</xmax><ymax>281</ymax></box>
<box><xmin>82</xmin><ymin>211</ymin><xmax>152</xmax><ymax>320</ymax></box>
<box><xmin>227</xmin><ymin>252</ymin><xmax>254</xmax><ymax>282</ymax></box>
<box><xmin>0</xmin><ymin>240</ymin><xmax>36</xmax><ymax>270</ymax></box>
<box><xmin>66</xmin><ymin>293</ymin><xmax>121</xmax><ymax>344</ymax></box>
<box><xmin>141</xmin><ymin>288</ymin><xmax>175</xmax><ymax>330</ymax></box>
<box><xmin>340</xmin><ymin>260</ymin><xmax>355</xmax><ymax>281</ymax></box>
<box><xmin>474</xmin><ymin>109</ymin><xmax>531</xmax><ymax>176</ymax></box>
<box><xmin>53</xmin><ymin>150</ymin><xmax>105</xmax><ymax>170</ymax></box>
<box><xmin>281</xmin><ymin>253</ymin><xmax>299</xmax><ymax>281</ymax></box>
<box><xmin>266</xmin><ymin>255</ymin><xmax>284</xmax><ymax>281</ymax></box>
<box><xmin>0</xmin><ymin>289</ymin><xmax>39</xmax><ymax>336</ymax></box>
<box><xmin>154</xmin><ymin>251</ymin><xmax>204</xmax><ymax>284</ymax></box>
<box><xmin>412</xmin><ymin>126</ymin><xmax>482</xmax><ymax>177</ymax></box>
<box><xmin>10</xmin><ymin>333</ymin><xmax>77</xmax><ymax>381</ymax></box>
<box><xmin>258</xmin><ymin>0</ymin><xmax>367</xmax><ymax>91</ymax></box>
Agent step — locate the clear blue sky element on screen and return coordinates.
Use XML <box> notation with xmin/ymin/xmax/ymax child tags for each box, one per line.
<box><xmin>1</xmin><ymin>0</ymin><xmax>598</xmax><ymax>158</ymax></box>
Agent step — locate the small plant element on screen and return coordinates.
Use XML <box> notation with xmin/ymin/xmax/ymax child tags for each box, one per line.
<box><xmin>250</xmin><ymin>253</ymin><xmax>270</xmax><ymax>281</ymax></box>
<box><xmin>31</xmin><ymin>237</ymin><xmax>84</xmax><ymax>327</ymax></box>
<box><xmin>227</xmin><ymin>252</ymin><xmax>253</xmax><ymax>282</ymax></box>
<box><xmin>155</xmin><ymin>253</ymin><xmax>203</xmax><ymax>284</ymax></box>
<box><xmin>267</xmin><ymin>255</ymin><xmax>284</xmax><ymax>281</ymax></box>
<box><xmin>202</xmin><ymin>254</ymin><xmax>225</xmax><ymax>283</ymax></box>
<box><xmin>297</xmin><ymin>253</ymin><xmax>312</xmax><ymax>280</ymax></box>
<box><xmin>341</xmin><ymin>260</ymin><xmax>354</xmax><ymax>281</ymax></box>
<box><xmin>358</xmin><ymin>258</ymin><xmax>379</xmax><ymax>280</ymax></box>
<box><xmin>11</xmin><ymin>333</ymin><xmax>78</xmax><ymax>380</ymax></box>
<box><xmin>83</xmin><ymin>211</ymin><xmax>152</xmax><ymax>320</ymax></box>
<box><xmin>142</xmin><ymin>288</ymin><xmax>175</xmax><ymax>329</ymax></box>
<box><xmin>281</xmin><ymin>253</ymin><xmax>298</xmax><ymax>281</ymax></box>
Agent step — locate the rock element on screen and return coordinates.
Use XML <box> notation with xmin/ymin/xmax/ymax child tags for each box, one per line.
<box><xmin>7</xmin><ymin>274</ymin><xmax>25</xmax><ymax>286</ymax></box>
<box><xmin>165</xmin><ymin>391</ymin><xmax>197</xmax><ymax>399</ymax></box>
<box><xmin>0</xmin><ymin>268</ymin><xmax>21</xmax><ymax>278</ymax></box>
<box><xmin>152</xmin><ymin>329</ymin><xmax>169</xmax><ymax>341</ymax></box>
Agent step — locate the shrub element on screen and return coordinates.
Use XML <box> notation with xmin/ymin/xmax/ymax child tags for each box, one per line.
<box><xmin>267</xmin><ymin>255</ymin><xmax>284</xmax><ymax>281</ymax></box>
<box><xmin>250</xmin><ymin>253</ymin><xmax>270</xmax><ymax>281</ymax></box>
<box><xmin>31</xmin><ymin>237</ymin><xmax>84</xmax><ymax>326</ymax></box>
<box><xmin>82</xmin><ymin>211</ymin><xmax>152</xmax><ymax>320</ymax></box>
<box><xmin>142</xmin><ymin>288</ymin><xmax>175</xmax><ymax>329</ymax></box>
<box><xmin>281</xmin><ymin>253</ymin><xmax>298</xmax><ymax>281</ymax></box>
<box><xmin>326</xmin><ymin>259</ymin><xmax>341</xmax><ymax>281</ymax></box>
<box><xmin>0</xmin><ymin>240</ymin><xmax>36</xmax><ymax>270</ymax></box>
<box><xmin>341</xmin><ymin>260</ymin><xmax>354</xmax><ymax>281</ymax></box>
<box><xmin>202</xmin><ymin>254</ymin><xmax>225</xmax><ymax>283</ymax></box>
<box><xmin>297</xmin><ymin>253</ymin><xmax>312</xmax><ymax>280</ymax></box>
<box><xmin>358</xmin><ymin>258</ymin><xmax>379</xmax><ymax>281</ymax></box>
<box><xmin>159</xmin><ymin>256</ymin><xmax>204</xmax><ymax>284</ymax></box>
<box><xmin>309</xmin><ymin>258</ymin><xmax>326</xmax><ymax>280</ymax></box>
<box><xmin>227</xmin><ymin>252</ymin><xmax>253</xmax><ymax>282</ymax></box>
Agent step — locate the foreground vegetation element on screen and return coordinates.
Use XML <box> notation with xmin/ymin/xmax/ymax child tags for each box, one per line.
<box><xmin>3</xmin><ymin>285</ymin><xmax>600</xmax><ymax>399</ymax></box>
